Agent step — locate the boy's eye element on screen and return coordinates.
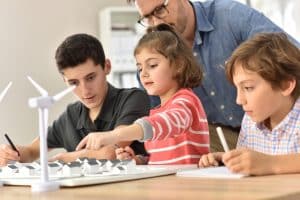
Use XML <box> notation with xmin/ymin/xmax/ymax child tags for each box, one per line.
<box><xmin>244</xmin><ymin>86</ymin><xmax>254</xmax><ymax>91</ymax></box>
<box><xmin>87</xmin><ymin>75</ymin><xmax>95</xmax><ymax>81</ymax></box>
<box><xmin>68</xmin><ymin>81</ymin><xmax>78</xmax><ymax>86</ymax></box>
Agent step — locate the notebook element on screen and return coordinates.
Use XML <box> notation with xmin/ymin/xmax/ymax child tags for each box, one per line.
<box><xmin>176</xmin><ymin>166</ymin><xmax>248</xmax><ymax>179</ymax></box>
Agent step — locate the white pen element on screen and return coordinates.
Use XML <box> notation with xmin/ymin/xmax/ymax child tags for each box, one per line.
<box><xmin>216</xmin><ymin>127</ymin><xmax>229</xmax><ymax>152</ymax></box>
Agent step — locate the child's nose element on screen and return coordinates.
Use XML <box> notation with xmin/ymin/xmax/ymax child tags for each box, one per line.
<box><xmin>140</xmin><ymin>70</ymin><xmax>149</xmax><ymax>77</ymax></box>
<box><xmin>236</xmin><ymin>91</ymin><xmax>246</xmax><ymax>106</ymax></box>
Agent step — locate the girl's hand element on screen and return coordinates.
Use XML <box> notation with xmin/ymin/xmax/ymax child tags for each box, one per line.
<box><xmin>115</xmin><ymin>146</ymin><xmax>135</xmax><ymax>160</ymax></box>
<box><xmin>76</xmin><ymin>131</ymin><xmax>118</xmax><ymax>150</ymax></box>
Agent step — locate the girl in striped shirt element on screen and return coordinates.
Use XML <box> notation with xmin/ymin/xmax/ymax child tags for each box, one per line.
<box><xmin>76</xmin><ymin>23</ymin><xmax>209</xmax><ymax>164</ymax></box>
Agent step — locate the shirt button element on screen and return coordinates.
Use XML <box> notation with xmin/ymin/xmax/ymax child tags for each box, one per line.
<box><xmin>220</xmin><ymin>105</ymin><xmax>225</xmax><ymax>110</ymax></box>
<box><xmin>193</xmin><ymin>52</ymin><xmax>197</xmax><ymax>56</ymax></box>
<box><xmin>229</xmin><ymin>116</ymin><xmax>233</xmax><ymax>121</ymax></box>
<box><xmin>210</xmin><ymin>91</ymin><xmax>215</xmax><ymax>96</ymax></box>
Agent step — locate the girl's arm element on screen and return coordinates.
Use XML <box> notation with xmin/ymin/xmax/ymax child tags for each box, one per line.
<box><xmin>76</xmin><ymin>91</ymin><xmax>207</xmax><ymax>150</ymax></box>
<box><xmin>76</xmin><ymin>124</ymin><xmax>144</xmax><ymax>150</ymax></box>
<box><xmin>145</xmin><ymin>93</ymin><xmax>207</xmax><ymax>141</ymax></box>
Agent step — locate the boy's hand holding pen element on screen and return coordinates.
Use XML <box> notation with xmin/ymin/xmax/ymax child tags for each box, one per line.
<box><xmin>4</xmin><ymin>133</ymin><xmax>20</xmax><ymax>156</ymax></box>
<box><xmin>0</xmin><ymin>134</ymin><xmax>21</xmax><ymax>166</ymax></box>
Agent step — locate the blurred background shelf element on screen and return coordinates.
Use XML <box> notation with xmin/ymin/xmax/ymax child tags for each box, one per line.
<box><xmin>99</xmin><ymin>6</ymin><xmax>145</xmax><ymax>88</ymax></box>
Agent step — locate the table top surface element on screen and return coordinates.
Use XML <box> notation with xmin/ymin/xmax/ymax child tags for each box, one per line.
<box><xmin>1</xmin><ymin>172</ymin><xmax>300</xmax><ymax>200</ymax></box>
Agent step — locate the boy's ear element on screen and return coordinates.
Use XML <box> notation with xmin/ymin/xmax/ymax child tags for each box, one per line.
<box><xmin>104</xmin><ymin>59</ymin><xmax>111</xmax><ymax>75</ymax></box>
<box><xmin>281</xmin><ymin>78</ymin><xmax>296</xmax><ymax>96</ymax></box>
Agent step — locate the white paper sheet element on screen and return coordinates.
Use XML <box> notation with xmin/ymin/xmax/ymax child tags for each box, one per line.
<box><xmin>176</xmin><ymin>166</ymin><xmax>247</xmax><ymax>179</ymax></box>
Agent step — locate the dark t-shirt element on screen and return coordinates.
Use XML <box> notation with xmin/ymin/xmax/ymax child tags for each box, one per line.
<box><xmin>47</xmin><ymin>84</ymin><xmax>150</xmax><ymax>155</ymax></box>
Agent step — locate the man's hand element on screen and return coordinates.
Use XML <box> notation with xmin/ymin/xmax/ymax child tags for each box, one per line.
<box><xmin>76</xmin><ymin>131</ymin><xmax>118</xmax><ymax>151</ymax></box>
<box><xmin>222</xmin><ymin>148</ymin><xmax>274</xmax><ymax>175</ymax></box>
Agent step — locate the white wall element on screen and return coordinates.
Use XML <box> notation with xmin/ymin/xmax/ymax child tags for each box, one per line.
<box><xmin>250</xmin><ymin>0</ymin><xmax>300</xmax><ymax>41</ymax></box>
<box><xmin>0</xmin><ymin>0</ymin><xmax>127</xmax><ymax>145</ymax></box>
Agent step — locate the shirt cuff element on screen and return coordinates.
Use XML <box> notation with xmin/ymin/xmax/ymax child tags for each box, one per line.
<box><xmin>134</xmin><ymin>118</ymin><xmax>153</xmax><ymax>142</ymax></box>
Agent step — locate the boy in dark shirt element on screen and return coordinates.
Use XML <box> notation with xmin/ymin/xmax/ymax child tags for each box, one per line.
<box><xmin>0</xmin><ymin>33</ymin><xmax>149</xmax><ymax>166</ymax></box>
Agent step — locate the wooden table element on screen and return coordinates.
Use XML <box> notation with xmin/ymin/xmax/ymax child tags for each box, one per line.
<box><xmin>1</xmin><ymin>173</ymin><xmax>300</xmax><ymax>200</ymax></box>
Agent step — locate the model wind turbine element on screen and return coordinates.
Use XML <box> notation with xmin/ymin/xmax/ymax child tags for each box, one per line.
<box><xmin>0</xmin><ymin>81</ymin><xmax>12</xmax><ymax>103</ymax></box>
<box><xmin>27</xmin><ymin>76</ymin><xmax>75</xmax><ymax>192</ymax></box>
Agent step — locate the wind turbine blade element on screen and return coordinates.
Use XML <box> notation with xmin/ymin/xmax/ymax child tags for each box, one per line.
<box><xmin>27</xmin><ymin>76</ymin><xmax>48</xmax><ymax>96</ymax></box>
<box><xmin>52</xmin><ymin>85</ymin><xmax>76</xmax><ymax>101</ymax></box>
<box><xmin>0</xmin><ymin>81</ymin><xmax>12</xmax><ymax>103</ymax></box>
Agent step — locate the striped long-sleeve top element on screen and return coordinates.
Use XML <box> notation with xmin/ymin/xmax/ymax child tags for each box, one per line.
<box><xmin>135</xmin><ymin>88</ymin><xmax>209</xmax><ymax>164</ymax></box>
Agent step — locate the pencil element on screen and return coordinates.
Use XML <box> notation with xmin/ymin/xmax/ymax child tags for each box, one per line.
<box><xmin>216</xmin><ymin>127</ymin><xmax>229</xmax><ymax>152</ymax></box>
<box><xmin>4</xmin><ymin>133</ymin><xmax>20</xmax><ymax>156</ymax></box>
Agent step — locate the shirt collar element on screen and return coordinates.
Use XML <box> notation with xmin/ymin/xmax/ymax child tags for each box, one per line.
<box><xmin>98</xmin><ymin>83</ymin><xmax>119</xmax><ymax>121</ymax></box>
<box><xmin>255</xmin><ymin>97</ymin><xmax>300</xmax><ymax>132</ymax></box>
<box><xmin>76</xmin><ymin>83</ymin><xmax>117</xmax><ymax>130</ymax></box>
<box><xmin>192</xmin><ymin>1</ymin><xmax>215</xmax><ymax>45</ymax></box>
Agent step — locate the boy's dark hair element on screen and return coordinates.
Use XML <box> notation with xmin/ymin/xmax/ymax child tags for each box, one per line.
<box><xmin>226</xmin><ymin>32</ymin><xmax>300</xmax><ymax>100</ymax></box>
<box><xmin>55</xmin><ymin>33</ymin><xmax>106</xmax><ymax>72</ymax></box>
<box><xmin>134</xmin><ymin>23</ymin><xmax>202</xmax><ymax>88</ymax></box>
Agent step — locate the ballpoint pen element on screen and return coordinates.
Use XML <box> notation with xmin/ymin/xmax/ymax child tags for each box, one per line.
<box><xmin>4</xmin><ymin>133</ymin><xmax>20</xmax><ymax>156</ymax></box>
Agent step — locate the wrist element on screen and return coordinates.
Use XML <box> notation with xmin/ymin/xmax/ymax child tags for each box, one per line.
<box><xmin>113</xmin><ymin>124</ymin><xmax>144</xmax><ymax>142</ymax></box>
<box><xmin>270</xmin><ymin>155</ymin><xmax>285</xmax><ymax>174</ymax></box>
<box><xmin>112</xmin><ymin>129</ymin><xmax>122</xmax><ymax>143</ymax></box>
<box><xmin>20</xmin><ymin>146</ymin><xmax>36</xmax><ymax>163</ymax></box>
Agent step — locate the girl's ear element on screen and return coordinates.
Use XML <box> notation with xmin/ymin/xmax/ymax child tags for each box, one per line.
<box><xmin>104</xmin><ymin>59</ymin><xmax>111</xmax><ymax>75</ymax></box>
<box><xmin>172</xmin><ymin>58</ymin><xmax>184</xmax><ymax>77</ymax></box>
<box><xmin>281</xmin><ymin>78</ymin><xmax>296</xmax><ymax>96</ymax></box>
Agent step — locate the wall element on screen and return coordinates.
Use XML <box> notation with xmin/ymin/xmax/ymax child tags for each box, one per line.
<box><xmin>0</xmin><ymin>0</ymin><xmax>127</xmax><ymax>146</ymax></box>
<box><xmin>250</xmin><ymin>0</ymin><xmax>300</xmax><ymax>40</ymax></box>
